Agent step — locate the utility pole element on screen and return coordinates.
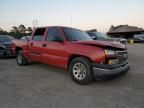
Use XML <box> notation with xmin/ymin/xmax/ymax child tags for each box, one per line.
<box><xmin>70</xmin><ymin>15</ymin><xmax>72</xmax><ymax>27</ymax></box>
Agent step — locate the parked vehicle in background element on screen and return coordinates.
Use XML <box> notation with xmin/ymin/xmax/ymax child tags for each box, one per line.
<box><xmin>20</xmin><ymin>36</ymin><xmax>31</xmax><ymax>41</ymax></box>
<box><xmin>133</xmin><ymin>34</ymin><xmax>144</xmax><ymax>43</ymax></box>
<box><xmin>0</xmin><ymin>35</ymin><xmax>15</xmax><ymax>57</ymax></box>
<box><xmin>12</xmin><ymin>26</ymin><xmax>129</xmax><ymax>84</ymax></box>
<box><xmin>87</xmin><ymin>32</ymin><xmax>127</xmax><ymax>45</ymax></box>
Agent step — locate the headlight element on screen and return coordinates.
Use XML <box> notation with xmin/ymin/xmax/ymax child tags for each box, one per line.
<box><xmin>105</xmin><ymin>49</ymin><xmax>116</xmax><ymax>56</ymax></box>
<box><xmin>1</xmin><ymin>44</ymin><xmax>7</xmax><ymax>49</ymax></box>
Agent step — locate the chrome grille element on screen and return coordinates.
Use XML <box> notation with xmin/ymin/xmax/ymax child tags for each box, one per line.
<box><xmin>116</xmin><ymin>50</ymin><xmax>128</xmax><ymax>63</ymax></box>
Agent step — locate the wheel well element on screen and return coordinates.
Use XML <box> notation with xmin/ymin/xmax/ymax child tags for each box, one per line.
<box><xmin>15</xmin><ymin>47</ymin><xmax>22</xmax><ymax>54</ymax></box>
<box><xmin>68</xmin><ymin>54</ymin><xmax>92</xmax><ymax>68</ymax></box>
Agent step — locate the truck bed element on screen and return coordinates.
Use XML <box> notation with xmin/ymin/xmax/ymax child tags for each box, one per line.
<box><xmin>12</xmin><ymin>39</ymin><xmax>28</xmax><ymax>55</ymax></box>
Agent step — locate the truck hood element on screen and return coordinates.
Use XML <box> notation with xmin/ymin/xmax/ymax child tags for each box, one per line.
<box><xmin>74</xmin><ymin>40</ymin><xmax>126</xmax><ymax>49</ymax></box>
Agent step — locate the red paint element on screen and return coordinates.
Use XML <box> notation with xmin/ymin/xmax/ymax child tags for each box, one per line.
<box><xmin>12</xmin><ymin>26</ymin><xmax>126</xmax><ymax>70</ymax></box>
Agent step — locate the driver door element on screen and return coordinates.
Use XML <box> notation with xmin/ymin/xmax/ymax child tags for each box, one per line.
<box><xmin>41</xmin><ymin>27</ymin><xmax>68</xmax><ymax>68</ymax></box>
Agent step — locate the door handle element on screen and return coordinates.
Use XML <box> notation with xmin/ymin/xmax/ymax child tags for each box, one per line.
<box><xmin>30</xmin><ymin>43</ymin><xmax>33</xmax><ymax>46</ymax></box>
<box><xmin>43</xmin><ymin>44</ymin><xmax>47</xmax><ymax>47</ymax></box>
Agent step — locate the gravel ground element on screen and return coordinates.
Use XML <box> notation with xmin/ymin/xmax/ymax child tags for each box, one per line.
<box><xmin>0</xmin><ymin>44</ymin><xmax>144</xmax><ymax>108</ymax></box>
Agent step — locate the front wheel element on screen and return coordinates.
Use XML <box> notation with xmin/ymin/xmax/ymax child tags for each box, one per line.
<box><xmin>69</xmin><ymin>57</ymin><xmax>93</xmax><ymax>85</ymax></box>
<box><xmin>16</xmin><ymin>50</ymin><xmax>29</xmax><ymax>66</ymax></box>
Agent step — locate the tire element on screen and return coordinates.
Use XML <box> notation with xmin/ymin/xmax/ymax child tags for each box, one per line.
<box><xmin>16</xmin><ymin>50</ymin><xmax>29</xmax><ymax>66</ymax></box>
<box><xmin>69</xmin><ymin>57</ymin><xmax>93</xmax><ymax>85</ymax></box>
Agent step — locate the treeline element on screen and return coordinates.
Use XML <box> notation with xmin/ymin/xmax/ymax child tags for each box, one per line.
<box><xmin>0</xmin><ymin>25</ymin><xmax>33</xmax><ymax>39</ymax></box>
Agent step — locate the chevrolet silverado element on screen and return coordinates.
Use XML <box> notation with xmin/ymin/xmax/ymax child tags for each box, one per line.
<box><xmin>12</xmin><ymin>26</ymin><xmax>130</xmax><ymax>84</ymax></box>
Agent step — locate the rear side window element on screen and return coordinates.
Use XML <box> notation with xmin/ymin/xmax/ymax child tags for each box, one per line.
<box><xmin>33</xmin><ymin>28</ymin><xmax>46</xmax><ymax>41</ymax></box>
<box><xmin>46</xmin><ymin>27</ymin><xmax>61</xmax><ymax>41</ymax></box>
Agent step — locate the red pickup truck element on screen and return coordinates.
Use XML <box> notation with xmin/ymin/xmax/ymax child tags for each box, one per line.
<box><xmin>12</xmin><ymin>26</ymin><xmax>129</xmax><ymax>84</ymax></box>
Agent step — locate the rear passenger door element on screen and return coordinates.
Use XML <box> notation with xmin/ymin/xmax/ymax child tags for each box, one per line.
<box><xmin>41</xmin><ymin>27</ymin><xmax>67</xmax><ymax>68</ymax></box>
<box><xmin>28</xmin><ymin>28</ymin><xmax>46</xmax><ymax>62</ymax></box>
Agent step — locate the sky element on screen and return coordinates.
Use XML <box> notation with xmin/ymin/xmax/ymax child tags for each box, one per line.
<box><xmin>0</xmin><ymin>0</ymin><xmax>144</xmax><ymax>32</ymax></box>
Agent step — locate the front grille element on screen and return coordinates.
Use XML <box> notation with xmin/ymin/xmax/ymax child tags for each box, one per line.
<box><xmin>116</xmin><ymin>50</ymin><xmax>127</xmax><ymax>55</ymax></box>
<box><xmin>116</xmin><ymin>50</ymin><xmax>128</xmax><ymax>63</ymax></box>
<box><xmin>4</xmin><ymin>44</ymin><xmax>12</xmax><ymax>49</ymax></box>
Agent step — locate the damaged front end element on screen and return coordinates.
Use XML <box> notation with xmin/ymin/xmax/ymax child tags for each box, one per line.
<box><xmin>93</xmin><ymin>46</ymin><xmax>129</xmax><ymax>79</ymax></box>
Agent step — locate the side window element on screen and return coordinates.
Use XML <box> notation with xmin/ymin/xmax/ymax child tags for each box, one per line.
<box><xmin>33</xmin><ymin>28</ymin><xmax>46</xmax><ymax>41</ymax></box>
<box><xmin>46</xmin><ymin>27</ymin><xmax>62</xmax><ymax>41</ymax></box>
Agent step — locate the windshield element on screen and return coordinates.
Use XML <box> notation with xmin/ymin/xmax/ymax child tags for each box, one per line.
<box><xmin>134</xmin><ymin>34</ymin><xmax>144</xmax><ymax>39</ymax></box>
<box><xmin>64</xmin><ymin>28</ymin><xmax>93</xmax><ymax>41</ymax></box>
<box><xmin>139</xmin><ymin>35</ymin><xmax>144</xmax><ymax>39</ymax></box>
<box><xmin>139</xmin><ymin>37</ymin><xmax>144</xmax><ymax>40</ymax></box>
<box><xmin>95</xmin><ymin>32</ymin><xmax>110</xmax><ymax>39</ymax></box>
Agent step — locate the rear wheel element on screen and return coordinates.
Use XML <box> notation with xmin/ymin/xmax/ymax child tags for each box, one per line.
<box><xmin>69</xmin><ymin>57</ymin><xmax>93</xmax><ymax>85</ymax></box>
<box><xmin>16</xmin><ymin>50</ymin><xmax>29</xmax><ymax>66</ymax></box>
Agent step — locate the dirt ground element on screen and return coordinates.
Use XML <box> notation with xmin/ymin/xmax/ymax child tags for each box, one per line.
<box><xmin>0</xmin><ymin>44</ymin><xmax>144</xmax><ymax>108</ymax></box>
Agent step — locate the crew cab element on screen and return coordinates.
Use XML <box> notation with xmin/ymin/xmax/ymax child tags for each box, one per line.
<box><xmin>12</xmin><ymin>26</ymin><xmax>130</xmax><ymax>84</ymax></box>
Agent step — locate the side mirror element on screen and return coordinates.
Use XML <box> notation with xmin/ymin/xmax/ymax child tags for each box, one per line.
<box><xmin>53</xmin><ymin>36</ymin><xmax>64</xmax><ymax>42</ymax></box>
<box><xmin>91</xmin><ymin>36</ymin><xmax>97</xmax><ymax>40</ymax></box>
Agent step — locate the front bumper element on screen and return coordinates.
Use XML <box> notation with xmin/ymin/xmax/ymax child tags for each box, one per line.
<box><xmin>93</xmin><ymin>62</ymin><xmax>130</xmax><ymax>79</ymax></box>
<box><xmin>0</xmin><ymin>49</ymin><xmax>14</xmax><ymax>57</ymax></box>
